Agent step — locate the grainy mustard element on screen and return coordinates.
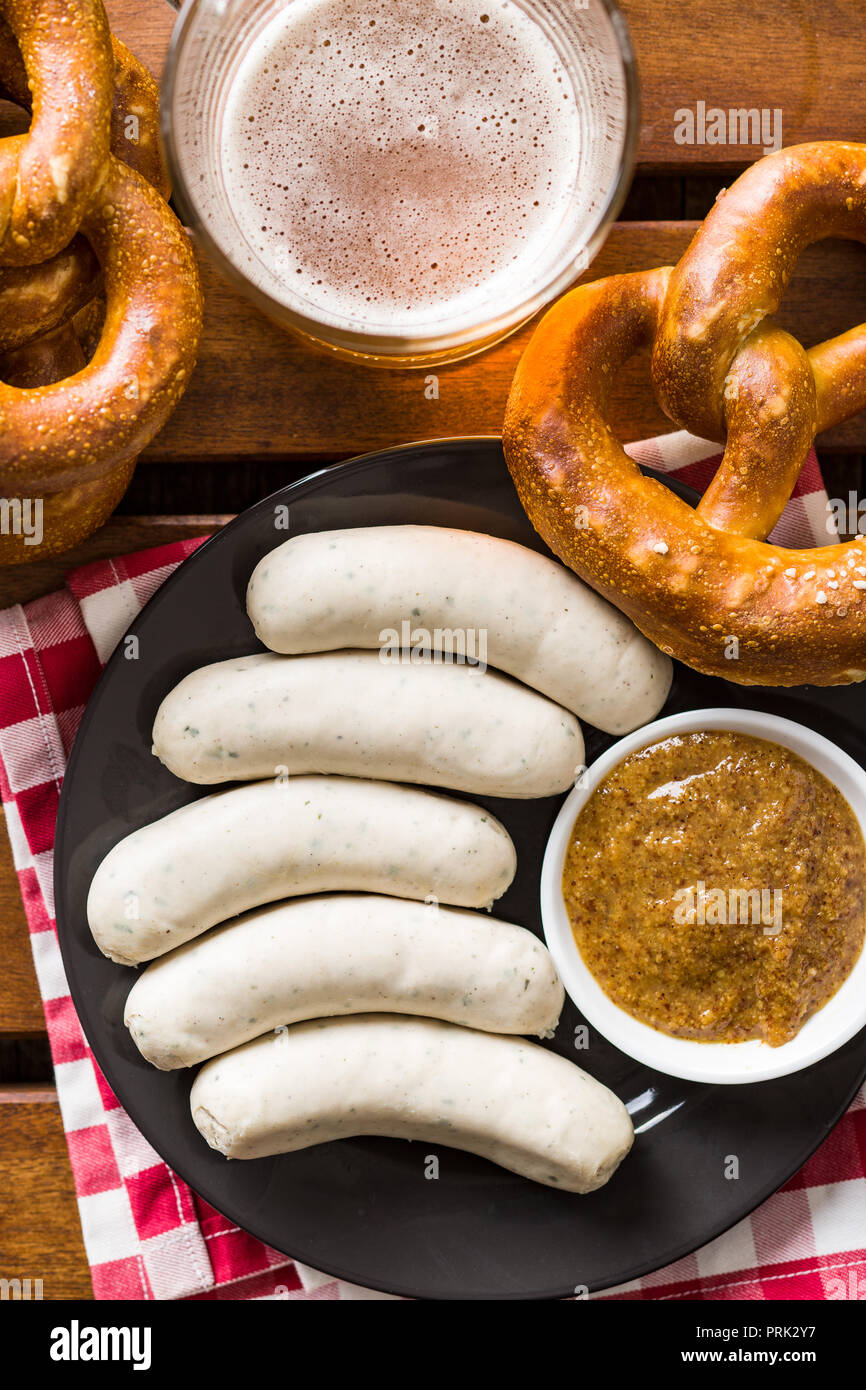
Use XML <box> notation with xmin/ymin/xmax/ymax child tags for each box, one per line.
<box><xmin>563</xmin><ymin>732</ymin><xmax>866</xmax><ymax>1046</ymax></box>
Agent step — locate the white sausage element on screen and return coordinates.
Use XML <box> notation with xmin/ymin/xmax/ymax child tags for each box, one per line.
<box><xmin>87</xmin><ymin>776</ymin><xmax>516</xmax><ymax>965</ymax></box>
<box><xmin>151</xmin><ymin>650</ymin><xmax>584</xmax><ymax>797</ymax></box>
<box><xmin>247</xmin><ymin>526</ymin><xmax>672</xmax><ymax>734</ymax></box>
<box><xmin>125</xmin><ymin>894</ymin><xmax>565</xmax><ymax>1068</ymax></box>
<box><xmin>191</xmin><ymin>1015</ymin><xmax>634</xmax><ymax>1193</ymax></box>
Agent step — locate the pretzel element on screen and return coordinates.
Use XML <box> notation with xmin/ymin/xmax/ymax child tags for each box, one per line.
<box><xmin>504</xmin><ymin>142</ymin><xmax>866</xmax><ymax>688</ymax></box>
<box><xmin>0</xmin><ymin>155</ymin><xmax>202</xmax><ymax>564</ymax></box>
<box><xmin>0</xmin><ymin>18</ymin><xmax>168</xmax><ymax>361</ymax></box>
<box><xmin>0</xmin><ymin>317</ymin><xmax>137</xmax><ymax>559</ymax></box>
<box><xmin>0</xmin><ymin>20</ymin><xmax>169</xmax><ymax>201</ymax></box>
<box><xmin>0</xmin><ymin>0</ymin><xmax>113</xmax><ymax>266</ymax></box>
<box><xmin>0</xmin><ymin>238</ymin><xmax>98</xmax><ymax>353</ymax></box>
<box><xmin>1</xmin><ymin>319</ymin><xmax>84</xmax><ymax>388</ymax></box>
<box><xmin>0</xmin><ymin>10</ymin><xmax>199</xmax><ymax>564</ymax></box>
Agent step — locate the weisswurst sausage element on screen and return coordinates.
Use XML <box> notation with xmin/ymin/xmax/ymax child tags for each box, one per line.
<box><xmin>88</xmin><ymin>776</ymin><xmax>516</xmax><ymax>965</ymax></box>
<box><xmin>191</xmin><ymin>1014</ymin><xmax>634</xmax><ymax>1192</ymax></box>
<box><xmin>125</xmin><ymin>893</ymin><xmax>564</xmax><ymax>1068</ymax></box>
<box><xmin>152</xmin><ymin>650</ymin><xmax>584</xmax><ymax>797</ymax></box>
<box><xmin>247</xmin><ymin>526</ymin><xmax>672</xmax><ymax>734</ymax></box>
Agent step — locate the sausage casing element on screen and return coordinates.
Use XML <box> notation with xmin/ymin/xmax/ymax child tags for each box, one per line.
<box><xmin>88</xmin><ymin>776</ymin><xmax>516</xmax><ymax>965</ymax></box>
<box><xmin>191</xmin><ymin>1014</ymin><xmax>634</xmax><ymax>1193</ymax></box>
<box><xmin>247</xmin><ymin>526</ymin><xmax>672</xmax><ymax>734</ymax></box>
<box><xmin>125</xmin><ymin>893</ymin><xmax>565</xmax><ymax>1068</ymax></box>
<box><xmin>152</xmin><ymin>650</ymin><xmax>585</xmax><ymax>797</ymax></box>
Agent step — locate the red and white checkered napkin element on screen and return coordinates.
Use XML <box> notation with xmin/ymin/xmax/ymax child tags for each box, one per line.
<box><xmin>0</xmin><ymin>436</ymin><xmax>863</xmax><ymax>1302</ymax></box>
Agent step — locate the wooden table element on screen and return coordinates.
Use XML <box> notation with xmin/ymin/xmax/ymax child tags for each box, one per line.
<box><xmin>1</xmin><ymin>0</ymin><xmax>864</xmax><ymax>1300</ymax></box>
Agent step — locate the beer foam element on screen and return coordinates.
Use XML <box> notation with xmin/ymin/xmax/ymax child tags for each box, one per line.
<box><xmin>219</xmin><ymin>0</ymin><xmax>589</xmax><ymax>333</ymax></box>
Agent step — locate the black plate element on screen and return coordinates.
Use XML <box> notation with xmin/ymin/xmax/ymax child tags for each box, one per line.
<box><xmin>55</xmin><ymin>438</ymin><xmax>866</xmax><ymax>1301</ymax></box>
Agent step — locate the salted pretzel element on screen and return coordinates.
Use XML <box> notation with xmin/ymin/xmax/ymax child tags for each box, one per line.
<box><xmin>0</xmin><ymin>239</ymin><xmax>98</xmax><ymax>355</ymax></box>
<box><xmin>0</xmin><ymin>3</ymin><xmax>201</xmax><ymax>564</ymax></box>
<box><xmin>0</xmin><ymin>20</ymin><xmax>169</xmax><ymax>364</ymax></box>
<box><xmin>0</xmin><ymin>0</ymin><xmax>114</xmax><ymax>266</ymax></box>
<box><xmin>0</xmin><ymin>156</ymin><xmax>202</xmax><ymax>563</ymax></box>
<box><xmin>0</xmin><ymin>19</ymin><xmax>169</xmax><ymax>202</ymax></box>
<box><xmin>504</xmin><ymin>142</ymin><xmax>866</xmax><ymax>687</ymax></box>
<box><xmin>0</xmin><ymin>155</ymin><xmax>201</xmax><ymax>485</ymax></box>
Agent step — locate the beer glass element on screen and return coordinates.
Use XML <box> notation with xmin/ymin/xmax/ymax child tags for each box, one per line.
<box><xmin>163</xmin><ymin>0</ymin><xmax>638</xmax><ymax>367</ymax></box>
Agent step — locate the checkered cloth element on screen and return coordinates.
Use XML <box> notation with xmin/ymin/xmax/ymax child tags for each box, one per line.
<box><xmin>0</xmin><ymin>434</ymin><xmax>863</xmax><ymax>1300</ymax></box>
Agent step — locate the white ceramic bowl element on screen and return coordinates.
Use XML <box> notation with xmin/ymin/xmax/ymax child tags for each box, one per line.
<box><xmin>541</xmin><ymin>708</ymin><xmax>866</xmax><ymax>1084</ymax></box>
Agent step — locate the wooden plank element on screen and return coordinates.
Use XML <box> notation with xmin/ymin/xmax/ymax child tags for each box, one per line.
<box><xmin>145</xmin><ymin>225</ymin><xmax>866</xmax><ymax>463</ymax></box>
<box><xmin>104</xmin><ymin>0</ymin><xmax>176</xmax><ymax>79</ymax></box>
<box><xmin>624</xmin><ymin>0</ymin><xmax>866</xmax><ymax>172</ymax></box>
<box><xmin>0</xmin><ymin>516</ymin><xmax>228</xmax><ymax>609</ymax></box>
<box><xmin>105</xmin><ymin>0</ymin><xmax>866</xmax><ymax>174</ymax></box>
<box><xmin>0</xmin><ymin>810</ymin><xmax>42</xmax><ymax>1035</ymax></box>
<box><xmin>0</xmin><ymin>1087</ymin><xmax>93</xmax><ymax>1300</ymax></box>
